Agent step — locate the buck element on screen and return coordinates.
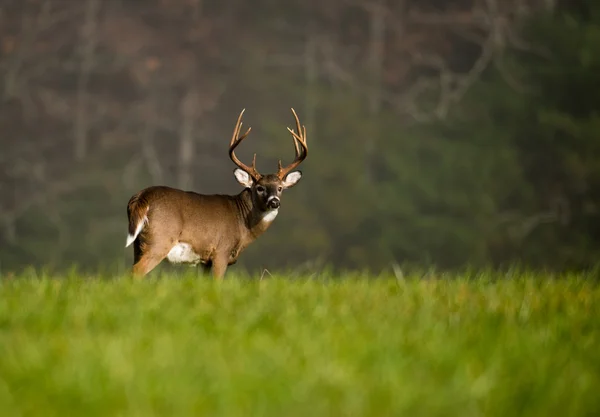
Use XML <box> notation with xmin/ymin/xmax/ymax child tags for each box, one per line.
<box><xmin>124</xmin><ymin>108</ymin><xmax>308</xmax><ymax>278</ymax></box>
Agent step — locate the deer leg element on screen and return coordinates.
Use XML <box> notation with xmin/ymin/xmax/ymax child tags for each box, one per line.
<box><xmin>132</xmin><ymin>254</ymin><xmax>167</xmax><ymax>278</ymax></box>
<box><xmin>133</xmin><ymin>240</ymin><xmax>143</xmax><ymax>264</ymax></box>
<box><xmin>199</xmin><ymin>262</ymin><xmax>212</xmax><ymax>277</ymax></box>
<box><xmin>131</xmin><ymin>242</ymin><xmax>173</xmax><ymax>278</ymax></box>
<box><xmin>211</xmin><ymin>255</ymin><xmax>228</xmax><ymax>280</ymax></box>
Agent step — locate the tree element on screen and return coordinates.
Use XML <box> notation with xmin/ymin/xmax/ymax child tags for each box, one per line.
<box><xmin>425</xmin><ymin>0</ymin><xmax>600</xmax><ymax>270</ymax></box>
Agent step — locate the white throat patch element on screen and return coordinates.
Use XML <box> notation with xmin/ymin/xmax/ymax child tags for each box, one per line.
<box><xmin>262</xmin><ymin>209</ymin><xmax>279</xmax><ymax>223</ymax></box>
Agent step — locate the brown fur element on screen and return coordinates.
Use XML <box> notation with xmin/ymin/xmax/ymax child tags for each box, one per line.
<box><xmin>126</xmin><ymin>108</ymin><xmax>308</xmax><ymax>279</ymax></box>
<box><xmin>126</xmin><ymin>191</ymin><xmax>150</xmax><ymax>236</ymax></box>
<box><xmin>126</xmin><ymin>181</ymin><xmax>290</xmax><ymax>279</ymax></box>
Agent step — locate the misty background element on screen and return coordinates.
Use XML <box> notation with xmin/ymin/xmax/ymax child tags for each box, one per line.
<box><xmin>1</xmin><ymin>0</ymin><xmax>598</xmax><ymax>274</ymax></box>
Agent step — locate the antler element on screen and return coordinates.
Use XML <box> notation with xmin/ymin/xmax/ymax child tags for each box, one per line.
<box><xmin>277</xmin><ymin>108</ymin><xmax>308</xmax><ymax>179</ymax></box>
<box><xmin>229</xmin><ymin>109</ymin><xmax>262</xmax><ymax>181</ymax></box>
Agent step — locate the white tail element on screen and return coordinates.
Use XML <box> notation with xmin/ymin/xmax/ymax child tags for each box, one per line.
<box><xmin>125</xmin><ymin>209</ymin><xmax>148</xmax><ymax>247</ymax></box>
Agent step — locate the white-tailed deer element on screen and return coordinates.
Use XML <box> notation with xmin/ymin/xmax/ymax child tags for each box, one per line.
<box><xmin>125</xmin><ymin>108</ymin><xmax>308</xmax><ymax>278</ymax></box>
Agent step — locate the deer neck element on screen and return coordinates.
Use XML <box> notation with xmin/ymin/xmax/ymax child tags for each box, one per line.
<box><xmin>234</xmin><ymin>189</ymin><xmax>278</xmax><ymax>240</ymax></box>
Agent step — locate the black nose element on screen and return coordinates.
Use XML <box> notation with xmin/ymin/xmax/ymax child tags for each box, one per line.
<box><xmin>268</xmin><ymin>198</ymin><xmax>280</xmax><ymax>209</ymax></box>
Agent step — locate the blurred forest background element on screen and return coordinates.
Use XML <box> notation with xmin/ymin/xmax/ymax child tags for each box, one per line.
<box><xmin>1</xmin><ymin>0</ymin><xmax>599</xmax><ymax>274</ymax></box>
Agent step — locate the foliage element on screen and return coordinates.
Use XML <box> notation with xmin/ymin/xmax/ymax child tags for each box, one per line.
<box><xmin>438</xmin><ymin>1</ymin><xmax>600</xmax><ymax>270</ymax></box>
<box><xmin>0</xmin><ymin>271</ymin><xmax>599</xmax><ymax>417</ymax></box>
<box><xmin>2</xmin><ymin>0</ymin><xmax>600</xmax><ymax>273</ymax></box>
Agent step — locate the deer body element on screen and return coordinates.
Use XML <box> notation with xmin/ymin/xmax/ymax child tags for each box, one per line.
<box><xmin>126</xmin><ymin>185</ymin><xmax>280</xmax><ymax>276</ymax></box>
<box><xmin>125</xmin><ymin>109</ymin><xmax>307</xmax><ymax>278</ymax></box>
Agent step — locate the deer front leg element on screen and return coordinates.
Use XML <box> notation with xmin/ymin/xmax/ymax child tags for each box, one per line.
<box><xmin>211</xmin><ymin>254</ymin><xmax>229</xmax><ymax>280</ymax></box>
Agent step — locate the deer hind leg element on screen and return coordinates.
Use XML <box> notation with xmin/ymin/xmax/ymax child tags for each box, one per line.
<box><xmin>131</xmin><ymin>239</ymin><xmax>173</xmax><ymax>278</ymax></box>
<box><xmin>133</xmin><ymin>239</ymin><xmax>143</xmax><ymax>265</ymax></box>
<box><xmin>199</xmin><ymin>262</ymin><xmax>212</xmax><ymax>277</ymax></box>
<box><xmin>132</xmin><ymin>252</ymin><xmax>170</xmax><ymax>278</ymax></box>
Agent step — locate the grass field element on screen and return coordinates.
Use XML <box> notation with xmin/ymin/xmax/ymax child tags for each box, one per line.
<box><xmin>0</xmin><ymin>270</ymin><xmax>599</xmax><ymax>417</ymax></box>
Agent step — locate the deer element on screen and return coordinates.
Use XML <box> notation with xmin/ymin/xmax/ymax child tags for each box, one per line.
<box><xmin>124</xmin><ymin>108</ymin><xmax>308</xmax><ymax>279</ymax></box>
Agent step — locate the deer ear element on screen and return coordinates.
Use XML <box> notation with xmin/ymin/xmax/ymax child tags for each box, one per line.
<box><xmin>234</xmin><ymin>168</ymin><xmax>254</xmax><ymax>188</ymax></box>
<box><xmin>282</xmin><ymin>171</ymin><xmax>302</xmax><ymax>188</ymax></box>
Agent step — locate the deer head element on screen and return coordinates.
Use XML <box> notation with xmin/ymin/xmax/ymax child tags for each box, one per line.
<box><xmin>229</xmin><ymin>108</ymin><xmax>308</xmax><ymax>213</ymax></box>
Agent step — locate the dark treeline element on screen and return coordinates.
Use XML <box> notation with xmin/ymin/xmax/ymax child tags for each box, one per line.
<box><xmin>1</xmin><ymin>0</ymin><xmax>598</xmax><ymax>274</ymax></box>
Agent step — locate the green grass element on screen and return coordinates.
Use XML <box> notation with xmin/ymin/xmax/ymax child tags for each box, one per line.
<box><xmin>0</xmin><ymin>271</ymin><xmax>599</xmax><ymax>417</ymax></box>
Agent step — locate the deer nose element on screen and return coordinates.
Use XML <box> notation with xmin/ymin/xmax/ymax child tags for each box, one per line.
<box><xmin>268</xmin><ymin>197</ymin><xmax>280</xmax><ymax>209</ymax></box>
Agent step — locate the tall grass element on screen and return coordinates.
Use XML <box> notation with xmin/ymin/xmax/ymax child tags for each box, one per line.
<box><xmin>0</xmin><ymin>271</ymin><xmax>598</xmax><ymax>417</ymax></box>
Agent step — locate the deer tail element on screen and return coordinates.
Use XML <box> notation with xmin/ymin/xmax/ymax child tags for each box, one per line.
<box><xmin>125</xmin><ymin>191</ymin><xmax>150</xmax><ymax>247</ymax></box>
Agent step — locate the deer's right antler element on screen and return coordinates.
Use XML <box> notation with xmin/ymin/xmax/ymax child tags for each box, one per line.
<box><xmin>277</xmin><ymin>108</ymin><xmax>308</xmax><ymax>179</ymax></box>
<box><xmin>229</xmin><ymin>109</ymin><xmax>262</xmax><ymax>181</ymax></box>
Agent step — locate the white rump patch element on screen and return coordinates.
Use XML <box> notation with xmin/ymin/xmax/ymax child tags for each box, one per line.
<box><xmin>125</xmin><ymin>214</ymin><xmax>148</xmax><ymax>247</ymax></box>
<box><xmin>262</xmin><ymin>209</ymin><xmax>279</xmax><ymax>223</ymax></box>
<box><xmin>167</xmin><ymin>242</ymin><xmax>202</xmax><ymax>265</ymax></box>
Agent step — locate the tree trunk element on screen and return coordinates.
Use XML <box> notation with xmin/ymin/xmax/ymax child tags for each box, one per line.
<box><xmin>305</xmin><ymin>21</ymin><xmax>318</xmax><ymax>138</ymax></box>
<box><xmin>365</xmin><ymin>0</ymin><xmax>388</xmax><ymax>183</ymax></box>
<box><xmin>178</xmin><ymin>91</ymin><xmax>199</xmax><ymax>190</ymax></box>
<box><xmin>74</xmin><ymin>0</ymin><xmax>100</xmax><ymax>161</ymax></box>
<box><xmin>141</xmin><ymin>98</ymin><xmax>164</xmax><ymax>184</ymax></box>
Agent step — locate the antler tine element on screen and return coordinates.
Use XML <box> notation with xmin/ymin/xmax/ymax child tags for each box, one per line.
<box><xmin>290</xmin><ymin>107</ymin><xmax>304</xmax><ymax>156</ymax></box>
<box><xmin>229</xmin><ymin>109</ymin><xmax>262</xmax><ymax>181</ymax></box>
<box><xmin>277</xmin><ymin>108</ymin><xmax>308</xmax><ymax>179</ymax></box>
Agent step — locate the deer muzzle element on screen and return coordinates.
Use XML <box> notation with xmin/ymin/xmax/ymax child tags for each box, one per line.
<box><xmin>267</xmin><ymin>196</ymin><xmax>280</xmax><ymax>209</ymax></box>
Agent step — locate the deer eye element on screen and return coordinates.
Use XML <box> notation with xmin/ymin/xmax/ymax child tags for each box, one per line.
<box><xmin>256</xmin><ymin>186</ymin><xmax>265</xmax><ymax>193</ymax></box>
<box><xmin>277</xmin><ymin>186</ymin><xmax>283</xmax><ymax>192</ymax></box>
